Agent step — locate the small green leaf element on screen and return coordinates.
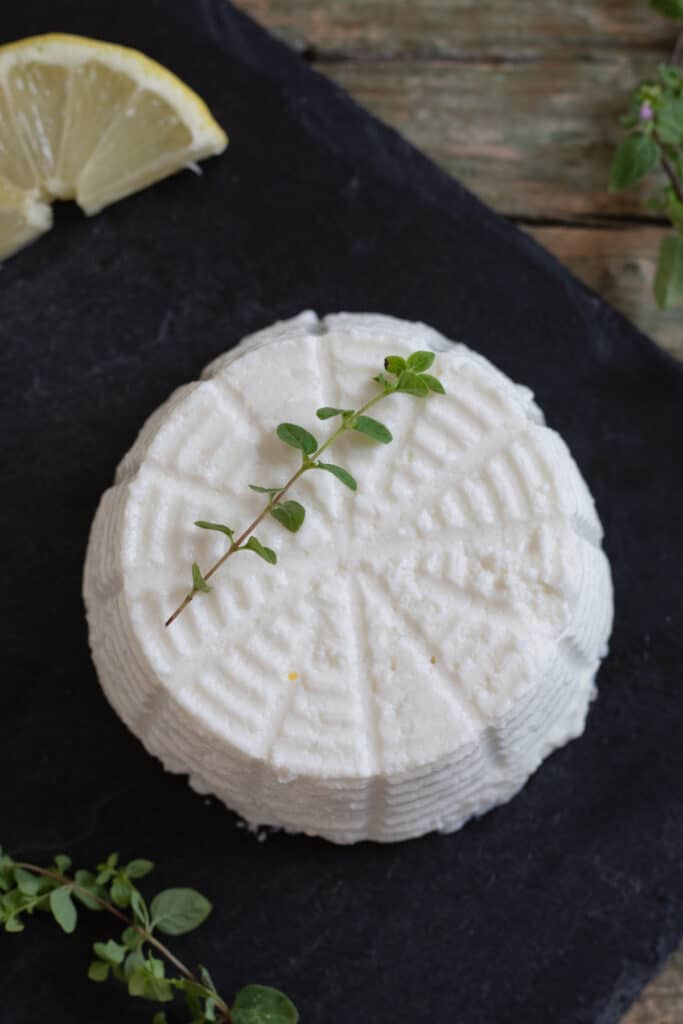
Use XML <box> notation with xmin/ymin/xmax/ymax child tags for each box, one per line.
<box><xmin>182</xmin><ymin>979</ymin><xmax>205</xmax><ymax>1018</ymax></box>
<box><xmin>316</xmin><ymin>463</ymin><xmax>357</xmax><ymax>490</ymax></box>
<box><xmin>200</xmin><ymin>965</ymin><xmax>218</xmax><ymax>993</ymax></box>
<box><xmin>407</xmin><ymin>350</ymin><xmax>435</xmax><ymax>372</ymax></box>
<box><xmin>232</xmin><ymin>985</ymin><xmax>299</xmax><ymax>1024</ymax></box>
<box><xmin>54</xmin><ymin>855</ymin><xmax>72</xmax><ymax>873</ymax></box>
<box><xmin>276</xmin><ymin>422</ymin><xmax>318</xmax><ymax>455</ymax></box>
<box><xmin>125</xmin><ymin>859</ymin><xmax>155</xmax><ymax>880</ymax></box>
<box><xmin>195</xmin><ymin>521</ymin><xmax>235</xmax><ymax>540</ymax></box>
<box><xmin>150</xmin><ymin>888</ymin><xmax>212</xmax><ymax>936</ymax></box>
<box><xmin>270</xmin><ymin>500</ymin><xmax>306</xmax><ymax>533</ymax></box>
<box><xmin>353</xmin><ymin>415</ymin><xmax>393</xmax><ymax>444</ymax></box>
<box><xmin>152</xmin><ymin>1014</ymin><xmax>169</xmax><ymax>1024</ymax></box>
<box><xmin>249</xmin><ymin>484</ymin><xmax>283</xmax><ymax>496</ymax></box>
<box><xmin>315</xmin><ymin>406</ymin><xmax>352</xmax><ymax>420</ymax></box>
<box><xmin>650</xmin><ymin>0</ymin><xmax>683</xmax><ymax>17</ymax></box>
<box><xmin>397</xmin><ymin>370</ymin><xmax>429</xmax><ymax>396</ymax></box>
<box><xmin>383</xmin><ymin>355</ymin><xmax>406</xmax><ymax>375</ymax></box>
<box><xmin>244</xmin><ymin>537</ymin><xmax>277</xmax><ymax>564</ymax></box>
<box><xmin>88</xmin><ymin>960</ymin><xmax>110</xmax><ymax>983</ymax></box>
<box><xmin>49</xmin><ymin>887</ymin><xmax>77</xmax><ymax>934</ymax></box>
<box><xmin>73</xmin><ymin>871</ymin><xmax>105</xmax><ymax>911</ymax></box>
<box><xmin>15</xmin><ymin>868</ymin><xmax>42</xmax><ymax>896</ymax></box>
<box><xmin>123</xmin><ymin>949</ymin><xmax>145</xmax><ymax>980</ymax></box>
<box><xmin>128</xmin><ymin>964</ymin><xmax>174</xmax><ymax>1002</ymax></box>
<box><xmin>94</xmin><ymin>939</ymin><xmax>126</xmax><ymax>965</ymax></box>
<box><xmin>191</xmin><ymin>562</ymin><xmax>211</xmax><ymax>594</ymax></box>
<box><xmin>656</xmin><ymin>96</ymin><xmax>683</xmax><ymax>146</ymax></box>
<box><xmin>5</xmin><ymin>917</ymin><xmax>24</xmax><ymax>933</ymax></box>
<box><xmin>609</xmin><ymin>133</ymin><xmax>659</xmax><ymax>192</ymax></box>
<box><xmin>130</xmin><ymin>889</ymin><xmax>147</xmax><ymax>926</ymax></box>
<box><xmin>110</xmin><ymin>876</ymin><xmax>132</xmax><ymax>908</ymax></box>
<box><xmin>372</xmin><ymin>372</ymin><xmax>390</xmax><ymax>386</ymax></box>
<box><xmin>420</xmin><ymin>373</ymin><xmax>446</xmax><ymax>394</ymax></box>
<box><xmin>122</xmin><ymin>925</ymin><xmax>142</xmax><ymax>950</ymax></box>
<box><xmin>654</xmin><ymin>233</ymin><xmax>683</xmax><ymax>308</ymax></box>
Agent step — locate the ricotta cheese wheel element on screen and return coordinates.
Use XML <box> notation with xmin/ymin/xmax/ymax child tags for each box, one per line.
<box><xmin>83</xmin><ymin>312</ymin><xmax>613</xmax><ymax>844</ymax></box>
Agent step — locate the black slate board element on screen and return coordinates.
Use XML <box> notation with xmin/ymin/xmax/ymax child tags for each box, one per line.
<box><xmin>1</xmin><ymin>2</ymin><xmax>682</xmax><ymax>1022</ymax></box>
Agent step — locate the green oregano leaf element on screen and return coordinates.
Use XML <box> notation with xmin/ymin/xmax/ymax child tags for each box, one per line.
<box><xmin>315</xmin><ymin>406</ymin><xmax>352</xmax><ymax>420</ymax></box>
<box><xmin>248</xmin><ymin>484</ymin><xmax>283</xmax><ymax>496</ymax></box>
<box><xmin>195</xmin><ymin>521</ymin><xmax>235</xmax><ymax>540</ymax></box>
<box><xmin>110</xmin><ymin>876</ymin><xmax>132</xmax><ymax>908</ymax></box>
<box><xmin>232</xmin><ymin>985</ymin><xmax>300</xmax><ymax>1024</ymax></box>
<box><xmin>150</xmin><ymin>888</ymin><xmax>212</xmax><ymax>936</ymax></box>
<box><xmin>123</xmin><ymin>949</ymin><xmax>145</xmax><ymax>980</ymax></box>
<box><xmin>276</xmin><ymin>422</ymin><xmax>318</xmax><ymax>455</ymax></box>
<box><xmin>407</xmin><ymin>350</ymin><xmax>435</xmax><ymax>372</ymax></box>
<box><xmin>316</xmin><ymin>463</ymin><xmax>357</xmax><ymax>490</ymax></box>
<box><xmin>654</xmin><ymin>233</ymin><xmax>683</xmax><ymax>308</ymax></box>
<box><xmin>420</xmin><ymin>373</ymin><xmax>446</xmax><ymax>394</ymax></box>
<box><xmin>88</xmin><ymin>960</ymin><xmax>110</xmax><ymax>983</ymax></box>
<box><xmin>73</xmin><ymin>870</ymin><xmax>106</xmax><ymax>911</ymax></box>
<box><xmin>191</xmin><ymin>563</ymin><xmax>211</xmax><ymax>594</ymax></box>
<box><xmin>244</xmin><ymin>537</ymin><xmax>278</xmax><ymax>564</ymax></box>
<box><xmin>49</xmin><ymin>887</ymin><xmax>77</xmax><ymax>934</ymax></box>
<box><xmin>397</xmin><ymin>370</ymin><xmax>429</xmax><ymax>396</ymax></box>
<box><xmin>54</xmin><ymin>855</ymin><xmax>72</xmax><ymax>873</ymax></box>
<box><xmin>353</xmin><ymin>415</ymin><xmax>393</xmax><ymax>444</ymax></box>
<box><xmin>122</xmin><ymin>925</ymin><xmax>142</xmax><ymax>950</ymax></box>
<box><xmin>650</xmin><ymin>0</ymin><xmax>683</xmax><ymax>17</ymax></box>
<box><xmin>383</xmin><ymin>355</ymin><xmax>406</xmax><ymax>375</ymax></box>
<box><xmin>125</xmin><ymin>860</ymin><xmax>154</xmax><ymax>880</ymax></box>
<box><xmin>270</xmin><ymin>500</ymin><xmax>306</xmax><ymax>533</ymax></box>
<box><xmin>93</xmin><ymin>939</ymin><xmax>126</xmax><ymax>965</ymax></box>
<box><xmin>609</xmin><ymin>133</ymin><xmax>659</xmax><ymax>191</ymax></box>
<box><xmin>15</xmin><ymin>868</ymin><xmax>42</xmax><ymax>896</ymax></box>
<box><xmin>152</xmin><ymin>1014</ymin><xmax>169</xmax><ymax>1024</ymax></box>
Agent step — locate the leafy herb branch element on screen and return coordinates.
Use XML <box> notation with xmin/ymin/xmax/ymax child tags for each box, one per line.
<box><xmin>0</xmin><ymin>846</ymin><xmax>297</xmax><ymax>1024</ymax></box>
<box><xmin>610</xmin><ymin>0</ymin><xmax>683</xmax><ymax>307</ymax></box>
<box><xmin>165</xmin><ymin>350</ymin><xmax>445</xmax><ymax>627</ymax></box>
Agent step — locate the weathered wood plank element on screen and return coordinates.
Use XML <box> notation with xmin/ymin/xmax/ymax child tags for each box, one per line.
<box><xmin>622</xmin><ymin>947</ymin><xmax>683</xmax><ymax>1024</ymax></box>
<box><xmin>237</xmin><ymin>0</ymin><xmax>674</xmax><ymax>59</ymax></box>
<box><xmin>318</xmin><ymin>54</ymin><xmax>662</xmax><ymax>222</ymax></box>
<box><xmin>528</xmin><ymin>225</ymin><xmax>683</xmax><ymax>359</ymax></box>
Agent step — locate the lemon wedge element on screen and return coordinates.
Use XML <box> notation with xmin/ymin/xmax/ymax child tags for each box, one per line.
<box><xmin>0</xmin><ymin>33</ymin><xmax>228</xmax><ymax>259</ymax></box>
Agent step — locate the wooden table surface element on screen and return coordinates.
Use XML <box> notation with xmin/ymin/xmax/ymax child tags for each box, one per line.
<box><xmin>235</xmin><ymin>3</ymin><xmax>683</xmax><ymax>1020</ymax></box>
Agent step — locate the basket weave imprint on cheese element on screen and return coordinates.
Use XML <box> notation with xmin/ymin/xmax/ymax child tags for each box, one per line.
<box><xmin>83</xmin><ymin>311</ymin><xmax>614</xmax><ymax>844</ymax></box>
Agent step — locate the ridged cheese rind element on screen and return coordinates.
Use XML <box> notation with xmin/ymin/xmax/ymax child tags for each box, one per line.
<box><xmin>83</xmin><ymin>312</ymin><xmax>613</xmax><ymax>843</ymax></box>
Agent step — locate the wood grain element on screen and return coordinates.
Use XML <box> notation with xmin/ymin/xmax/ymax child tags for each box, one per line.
<box><xmin>527</xmin><ymin>225</ymin><xmax>683</xmax><ymax>359</ymax></box>
<box><xmin>322</xmin><ymin>54</ymin><xmax>657</xmax><ymax>222</ymax></box>
<box><xmin>235</xmin><ymin>4</ymin><xmax>682</xmax><ymax>1019</ymax></box>
<box><xmin>236</xmin><ymin>0</ymin><xmax>683</xmax><ymax>358</ymax></box>
<box><xmin>239</xmin><ymin>0</ymin><xmax>673</xmax><ymax>59</ymax></box>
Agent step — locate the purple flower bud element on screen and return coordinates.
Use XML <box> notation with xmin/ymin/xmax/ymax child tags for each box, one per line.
<box><xmin>640</xmin><ymin>101</ymin><xmax>654</xmax><ymax>121</ymax></box>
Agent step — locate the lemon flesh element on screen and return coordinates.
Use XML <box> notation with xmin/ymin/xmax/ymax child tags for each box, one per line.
<box><xmin>0</xmin><ymin>33</ymin><xmax>228</xmax><ymax>259</ymax></box>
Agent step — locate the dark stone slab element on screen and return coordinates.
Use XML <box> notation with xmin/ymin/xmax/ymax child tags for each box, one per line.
<box><xmin>1</xmin><ymin>2</ymin><xmax>682</xmax><ymax>1022</ymax></box>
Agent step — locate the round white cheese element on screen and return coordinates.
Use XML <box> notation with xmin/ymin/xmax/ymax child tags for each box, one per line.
<box><xmin>83</xmin><ymin>312</ymin><xmax>613</xmax><ymax>844</ymax></box>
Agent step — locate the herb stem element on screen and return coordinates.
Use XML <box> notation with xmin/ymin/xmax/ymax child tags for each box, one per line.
<box><xmin>164</xmin><ymin>382</ymin><xmax>397</xmax><ymax>627</ymax></box>
<box><xmin>14</xmin><ymin>862</ymin><xmax>232</xmax><ymax>1021</ymax></box>
<box><xmin>653</xmin><ymin>130</ymin><xmax>683</xmax><ymax>204</ymax></box>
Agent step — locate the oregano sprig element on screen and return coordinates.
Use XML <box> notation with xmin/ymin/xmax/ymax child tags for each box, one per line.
<box><xmin>164</xmin><ymin>351</ymin><xmax>445</xmax><ymax>626</ymax></box>
<box><xmin>610</xmin><ymin>1</ymin><xmax>683</xmax><ymax>307</ymax></box>
<box><xmin>0</xmin><ymin>846</ymin><xmax>298</xmax><ymax>1024</ymax></box>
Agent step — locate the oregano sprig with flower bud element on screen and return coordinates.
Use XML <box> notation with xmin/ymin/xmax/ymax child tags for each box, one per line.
<box><xmin>165</xmin><ymin>350</ymin><xmax>445</xmax><ymax>627</ymax></box>
<box><xmin>0</xmin><ymin>845</ymin><xmax>297</xmax><ymax>1024</ymax></box>
<box><xmin>610</xmin><ymin>0</ymin><xmax>683</xmax><ymax>307</ymax></box>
